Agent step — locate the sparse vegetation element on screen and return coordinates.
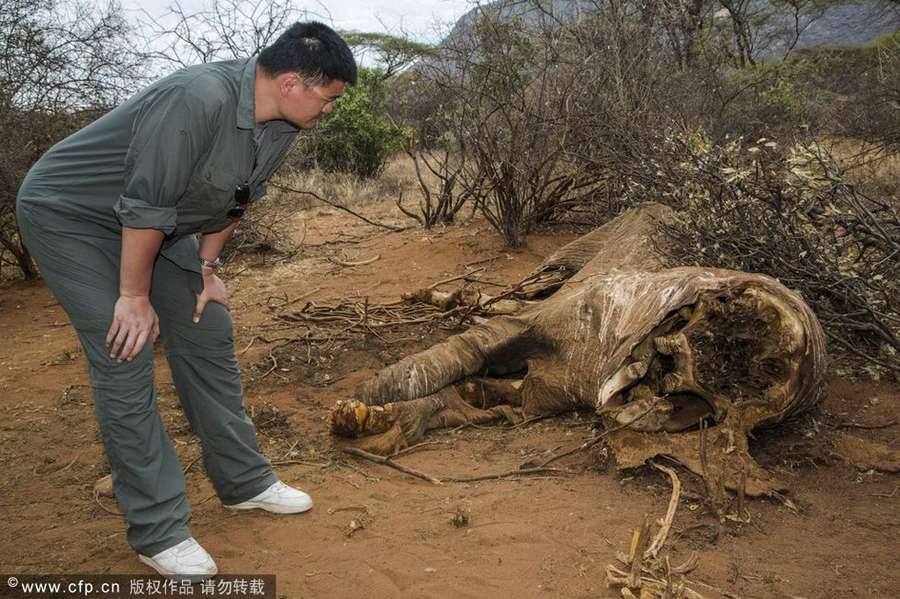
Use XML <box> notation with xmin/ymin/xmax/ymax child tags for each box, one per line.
<box><xmin>3</xmin><ymin>0</ymin><xmax>900</xmax><ymax>593</ymax></box>
<box><xmin>3</xmin><ymin>0</ymin><xmax>898</xmax><ymax>376</ymax></box>
<box><xmin>634</xmin><ymin>132</ymin><xmax>899</xmax><ymax>373</ymax></box>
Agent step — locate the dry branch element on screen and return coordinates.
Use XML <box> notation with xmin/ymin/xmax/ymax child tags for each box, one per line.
<box><xmin>835</xmin><ymin>420</ymin><xmax>898</xmax><ymax>430</ymax></box>
<box><xmin>330</xmin><ymin>254</ymin><xmax>381</xmax><ymax>267</ymax></box>
<box><xmin>273</xmin><ymin>184</ymin><xmax>407</xmax><ymax>232</ymax></box>
<box><xmin>343</xmin><ymin>447</ymin><xmax>565</xmax><ymax>485</ymax></box>
<box><xmin>342</xmin><ymin>448</ymin><xmax>441</xmax><ymax>484</ymax></box>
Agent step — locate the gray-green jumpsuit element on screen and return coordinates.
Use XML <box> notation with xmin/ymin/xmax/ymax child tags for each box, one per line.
<box><xmin>16</xmin><ymin>56</ymin><xmax>299</xmax><ymax>556</ymax></box>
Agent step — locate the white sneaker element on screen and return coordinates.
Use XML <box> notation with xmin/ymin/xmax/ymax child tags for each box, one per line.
<box><xmin>226</xmin><ymin>481</ymin><xmax>313</xmax><ymax>514</ymax></box>
<box><xmin>138</xmin><ymin>537</ymin><xmax>217</xmax><ymax>582</ymax></box>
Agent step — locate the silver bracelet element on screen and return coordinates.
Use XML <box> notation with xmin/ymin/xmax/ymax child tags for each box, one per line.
<box><xmin>199</xmin><ymin>257</ymin><xmax>220</xmax><ymax>271</ymax></box>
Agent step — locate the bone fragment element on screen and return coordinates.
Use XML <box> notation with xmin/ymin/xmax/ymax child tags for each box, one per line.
<box><xmin>93</xmin><ymin>474</ymin><xmax>114</xmax><ymax>498</ymax></box>
<box><xmin>736</xmin><ymin>468</ymin><xmax>747</xmax><ymax>522</ymax></box>
<box><xmin>646</xmin><ymin>462</ymin><xmax>681</xmax><ymax>559</ymax></box>
<box><xmin>599</xmin><ymin>360</ymin><xmax>649</xmax><ymax>406</ymax></box>
<box><xmin>330</xmin><ymin>254</ymin><xmax>380</xmax><ymax>267</ymax></box>
<box><xmin>628</xmin><ymin>517</ymin><xmax>651</xmax><ymax>588</ymax></box>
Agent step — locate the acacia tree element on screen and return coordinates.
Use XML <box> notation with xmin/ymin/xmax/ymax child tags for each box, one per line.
<box><xmin>1</xmin><ymin>0</ymin><xmax>145</xmax><ymax>279</ymax></box>
<box><xmin>342</xmin><ymin>30</ymin><xmax>434</xmax><ymax>79</ymax></box>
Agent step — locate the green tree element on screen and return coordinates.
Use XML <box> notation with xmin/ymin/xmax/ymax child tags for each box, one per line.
<box><xmin>313</xmin><ymin>67</ymin><xmax>403</xmax><ymax>178</ymax></box>
<box><xmin>341</xmin><ymin>31</ymin><xmax>433</xmax><ymax>79</ymax></box>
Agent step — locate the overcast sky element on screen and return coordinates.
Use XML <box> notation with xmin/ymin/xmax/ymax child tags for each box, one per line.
<box><xmin>119</xmin><ymin>0</ymin><xmax>473</xmax><ymax>43</ymax></box>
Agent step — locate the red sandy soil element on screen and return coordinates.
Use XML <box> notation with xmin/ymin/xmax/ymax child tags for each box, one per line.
<box><xmin>1</xmin><ymin>202</ymin><xmax>898</xmax><ymax>599</ymax></box>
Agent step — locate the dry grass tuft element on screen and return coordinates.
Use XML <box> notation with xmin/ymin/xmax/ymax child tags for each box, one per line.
<box><xmin>276</xmin><ymin>155</ymin><xmax>420</xmax><ymax>211</ymax></box>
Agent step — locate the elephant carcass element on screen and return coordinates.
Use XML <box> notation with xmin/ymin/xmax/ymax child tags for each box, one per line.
<box><xmin>330</xmin><ymin>204</ymin><xmax>827</xmax><ymax>495</ymax></box>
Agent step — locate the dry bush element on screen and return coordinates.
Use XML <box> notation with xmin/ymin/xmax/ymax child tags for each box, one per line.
<box><xmin>408</xmin><ymin>0</ymin><xmax>667</xmax><ymax>244</ymax></box>
<box><xmin>1</xmin><ymin>0</ymin><xmax>145</xmax><ymax>281</ymax></box>
<box><xmin>812</xmin><ymin>33</ymin><xmax>900</xmax><ymax>155</ymax></box>
<box><xmin>627</xmin><ymin>131</ymin><xmax>899</xmax><ymax>374</ymax></box>
<box><xmin>400</xmin><ymin>144</ymin><xmax>481</xmax><ymax>229</ymax></box>
<box><xmin>402</xmin><ymin>0</ymin><xmax>836</xmax><ymax>242</ymax></box>
<box><xmin>0</xmin><ymin>111</ymin><xmax>92</xmax><ymax>279</ymax></box>
<box><xmin>277</xmin><ymin>157</ymin><xmax>414</xmax><ymax>210</ymax></box>
<box><xmin>221</xmin><ymin>158</ymin><xmax>418</xmax><ymax>260</ymax></box>
<box><xmin>221</xmin><ymin>190</ymin><xmax>298</xmax><ymax>262</ymax></box>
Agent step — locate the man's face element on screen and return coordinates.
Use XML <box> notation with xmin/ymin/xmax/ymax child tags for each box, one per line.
<box><xmin>281</xmin><ymin>76</ymin><xmax>345</xmax><ymax>129</ymax></box>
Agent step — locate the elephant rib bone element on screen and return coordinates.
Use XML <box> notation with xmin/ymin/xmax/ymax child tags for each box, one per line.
<box><xmin>645</xmin><ymin>462</ymin><xmax>682</xmax><ymax>560</ymax></box>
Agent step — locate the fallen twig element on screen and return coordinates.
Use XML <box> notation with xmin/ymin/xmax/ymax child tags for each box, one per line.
<box><xmin>343</xmin><ymin>447</ymin><xmax>565</xmax><ymax>484</ymax></box>
<box><xmin>265</xmin><ymin>287</ymin><xmax>323</xmax><ymax>311</ymax></box>
<box><xmin>326</xmin><ymin>505</ymin><xmax>370</xmax><ymax>515</ymax></box>
<box><xmin>258</xmin><ymin>352</ymin><xmax>281</xmax><ymax>381</ymax></box>
<box><xmin>482</xmin><ymin>272</ymin><xmax>543</xmax><ymax>309</ymax></box>
<box><xmin>441</xmin><ymin>467</ymin><xmax>565</xmax><ymax>483</ymax></box>
<box><xmin>182</xmin><ymin>455</ymin><xmax>201</xmax><ymax>475</ymax></box>
<box><xmin>427</xmin><ymin>267</ymin><xmax>488</xmax><ymax>290</ymax></box>
<box><xmin>835</xmin><ymin>419</ymin><xmax>898</xmax><ymax>430</ymax></box>
<box><xmin>871</xmin><ymin>486</ymin><xmax>899</xmax><ymax>498</ymax></box>
<box><xmin>274</xmin><ymin>184</ymin><xmax>407</xmax><ymax>232</ymax></box>
<box><xmin>532</xmin><ymin>398</ymin><xmax>662</xmax><ymax>469</ymax></box>
<box><xmin>93</xmin><ymin>493</ymin><xmax>122</xmax><ymax>516</ymax></box>
<box><xmin>342</xmin><ymin>448</ymin><xmax>441</xmax><ymax>484</ymax></box>
<box><xmin>38</xmin><ymin>455</ymin><xmax>80</xmax><ymax>476</ymax></box>
<box><xmin>390</xmin><ymin>441</ymin><xmax>450</xmax><ymax>458</ymax></box>
<box><xmin>330</xmin><ymin>254</ymin><xmax>381</xmax><ymax>267</ymax></box>
<box><xmin>824</xmin><ymin>331</ymin><xmax>900</xmax><ymax>373</ymax></box>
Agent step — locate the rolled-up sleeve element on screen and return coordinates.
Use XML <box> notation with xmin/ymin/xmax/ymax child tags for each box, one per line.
<box><xmin>113</xmin><ymin>197</ymin><xmax>178</xmax><ymax>232</ymax></box>
<box><xmin>115</xmin><ymin>84</ymin><xmax>217</xmax><ymax>234</ymax></box>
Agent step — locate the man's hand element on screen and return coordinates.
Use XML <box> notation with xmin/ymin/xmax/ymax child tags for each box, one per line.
<box><xmin>106</xmin><ymin>294</ymin><xmax>160</xmax><ymax>362</ymax></box>
<box><xmin>193</xmin><ymin>270</ymin><xmax>229</xmax><ymax>322</ymax></box>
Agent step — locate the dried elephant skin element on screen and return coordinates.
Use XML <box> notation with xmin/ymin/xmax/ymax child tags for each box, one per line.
<box><xmin>330</xmin><ymin>204</ymin><xmax>828</xmax><ymax>496</ymax></box>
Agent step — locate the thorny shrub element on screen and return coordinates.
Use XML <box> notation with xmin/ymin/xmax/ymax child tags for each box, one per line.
<box><xmin>629</xmin><ymin>131</ymin><xmax>899</xmax><ymax>375</ymax></box>
<box><xmin>221</xmin><ymin>197</ymin><xmax>297</xmax><ymax>263</ymax></box>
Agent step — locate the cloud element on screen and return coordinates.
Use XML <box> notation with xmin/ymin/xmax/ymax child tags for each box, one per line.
<box><xmin>121</xmin><ymin>0</ymin><xmax>471</xmax><ymax>43</ymax></box>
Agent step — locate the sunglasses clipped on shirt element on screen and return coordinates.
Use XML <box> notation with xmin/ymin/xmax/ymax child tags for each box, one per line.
<box><xmin>228</xmin><ymin>183</ymin><xmax>251</xmax><ymax>218</ymax></box>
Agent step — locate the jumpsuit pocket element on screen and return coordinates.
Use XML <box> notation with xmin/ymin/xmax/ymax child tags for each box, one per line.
<box><xmin>176</xmin><ymin>166</ymin><xmax>241</xmax><ymax>232</ymax></box>
<box><xmin>203</xmin><ymin>166</ymin><xmax>239</xmax><ymax>192</ymax></box>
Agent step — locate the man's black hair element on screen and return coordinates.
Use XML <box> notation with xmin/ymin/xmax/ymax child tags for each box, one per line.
<box><xmin>258</xmin><ymin>21</ymin><xmax>357</xmax><ymax>86</ymax></box>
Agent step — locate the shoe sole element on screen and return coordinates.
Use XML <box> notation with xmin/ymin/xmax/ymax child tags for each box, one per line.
<box><xmin>226</xmin><ymin>500</ymin><xmax>313</xmax><ymax>514</ymax></box>
<box><xmin>137</xmin><ymin>554</ymin><xmax>218</xmax><ymax>583</ymax></box>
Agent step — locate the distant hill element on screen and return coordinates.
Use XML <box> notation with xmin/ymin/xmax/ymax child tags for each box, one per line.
<box><xmin>436</xmin><ymin>0</ymin><xmax>900</xmax><ymax>60</ymax></box>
